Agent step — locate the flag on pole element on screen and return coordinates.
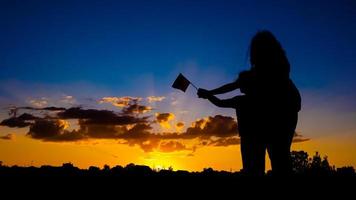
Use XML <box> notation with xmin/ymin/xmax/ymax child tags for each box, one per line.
<box><xmin>172</xmin><ymin>73</ymin><xmax>197</xmax><ymax>92</ymax></box>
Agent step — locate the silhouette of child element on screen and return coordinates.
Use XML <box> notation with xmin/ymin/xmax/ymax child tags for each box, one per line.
<box><xmin>198</xmin><ymin>70</ymin><xmax>264</xmax><ymax>175</ymax></box>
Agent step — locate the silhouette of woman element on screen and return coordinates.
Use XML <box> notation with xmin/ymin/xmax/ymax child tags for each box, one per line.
<box><xmin>198</xmin><ymin>30</ymin><xmax>301</xmax><ymax>175</ymax></box>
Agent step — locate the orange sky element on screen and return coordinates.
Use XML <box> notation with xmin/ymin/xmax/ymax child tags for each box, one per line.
<box><xmin>1</xmin><ymin>0</ymin><xmax>356</xmax><ymax>173</ymax></box>
<box><xmin>1</xmin><ymin>116</ymin><xmax>355</xmax><ymax>171</ymax></box>
<box><xmin>0</xmin><ymin>81</ymin><xmax>355</xmax><ymax>172</ymax></box>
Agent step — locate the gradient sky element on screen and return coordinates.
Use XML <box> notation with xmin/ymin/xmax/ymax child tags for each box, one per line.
<box><xmin>0</xmin><ymin>0</ymin><xmax>355</xmax><ymax>171</ymax></box>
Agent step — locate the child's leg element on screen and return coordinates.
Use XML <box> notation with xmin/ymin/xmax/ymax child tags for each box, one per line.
<box><xmin>240</xmin><ymin>136</ymin><xmax>266</xmax><ymax>175</ymax></box>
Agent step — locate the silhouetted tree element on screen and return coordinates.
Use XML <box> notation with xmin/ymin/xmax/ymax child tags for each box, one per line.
<box><xmin>0</xmin><ymin>151</ymin><xmax>354</xmax><ymax>178</ymax></box>
<box><xmin>337</xmin><ymin>166</ymin><xmax>355</xmax><ymax>177</ymax></box>
<box><xmin>103</xmin><ymin>164</ymin><xmax>110</xmax><ymax>171</ymax></box>
<box><xmin>290</xmin><ymin>151</ymin><xmax>335</xmax><ymax>176</ymax></box>
<box><xmin>309</xmin><ymin>152</ymin><xmax>332</xmax><ymax>175</ymax></box>
<box><xmin>291</xmin><ymin>151</ymin><xmax>309</xmax><ymax>174</ymax></box>
<box><xmin>88</xmin><ymin>166</ymin><xmax>100</xmax><ymax>175</ymax></box>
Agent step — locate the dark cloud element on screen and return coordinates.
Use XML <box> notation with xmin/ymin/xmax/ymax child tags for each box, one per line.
<box><xmin>58</xmin><ymin>107</ymin><xmax>148</xmax><ymax>125</ymax></box>
<box><xmin>77</xmin><ymin>122</ymin><xmax>152</xmax><ymax>139</ymax></box>
<box><xmin>0</xmin><ymin>118</ymin><xmax>31</xmax><ymax>128</ymax></box>
<box><xmin>118</xmin><ymin>123</ymin><xmax>152</xmax><ymax>139</ymax></box>
<box><xmin>115</xmin><ymin>123</ymin><xmax>158</xmax><ymax>152</ymax></box>
<box><xmin>28</xmin><ymin>119</ymin><xmax>84</xmax><ymax>141</ymax></box>
<box><xmin>27</xmin><ymin>117</ymin><xmax>153</xmax><ymax>142</ymax></box>
<box><xmin>1</xmin><ymin>106</ymin><xmax>310</xmax><ymax>153</ymax></box>
<box><xmin>78</xmin><ymin>123</ymin><xmax>119</xmax><ymax>139</ymax></box>
<box><xmin>81</xmin><ymin>115</ymin><xmax>148</xmax><ymax>126</ymax></box>
<box><xmin>0</xmin><ymin>113</ymin><xmax>38</xmax><ymax>128</ymax></box>
<box><xmin>122</xmin><ymin>138</ymin><xmax>161</xmax><ymax>153</ymax></box>
<box><xmin>183</xmin><ymin>115</ymin><xmax>238</xmax><ymax>139</ymax></box>
<box><xmin>6</xmin><ymin>104</ymin><xmax>306</xmax><ymax>153</ymax></box>
<box><xmin>293</xmin><ymin>132</ymin><xmax>310</xmax><ymax>143</ymax></box>
<box><xmin>58</xmin><ymin>107</ymin><xmax>116</xmax><ymax>119</ymax></box>
<box><xmin>292</xmin><ymin>138</ymin><xmax>310</xmax><ymax>143</ymax></box>
<box><xmin>20</xmin><ymin>106</ymin><xmax>66</xmax><ymax>111</ymax></box>
<box><xmin>206</xmin><ymin>137</ymin><xmax>241</xmax><ymax>147</ymax></box>
<box><xmin>155</xmin><ymin>113</ymin><xmax>174</xmax><ymax>128</ymax></box>
<box><xmin>176</xmin><ymin>122</ymin><xmax>184</xmax><ymax>128</ymax></box>
<box><xmin>155</xmin><ymin>113</ymin><xmax>174</xmax><ymax>123</ymax></box>
<box><xmin>112</xmin><ymin>115</ymin><xmax>238</xmax><ymax>152</ymax></box>
<box><xmin>159</xmin><ymin>141</ymin><xmax>188</xmax><ymax>152</ymax></box>
<box><xmin>0</xmin><ymin>134</ymin><xmax>14</xmax><ymax>140</ymax></box>
<box><xmin>17</xmin><ymin>113</ymin><xmax>39</xmax><ymax>120</ymax></box>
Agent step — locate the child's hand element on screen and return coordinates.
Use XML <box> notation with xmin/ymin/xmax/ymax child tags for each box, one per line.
<box><xmin>197</xmin><ymin>88</ymin><xmax>211</xmax><ymax>99</ymax></box>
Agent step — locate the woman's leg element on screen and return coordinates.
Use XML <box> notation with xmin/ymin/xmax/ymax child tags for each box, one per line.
<box><xmin>267</xmin><ymin>131</ymin><xmax>294</xmax><ymax>175</ymax></box>
<box><xmin>267</xmin><ymin>114</ymin><xmax>298</xmax><ymax>175</ymax></box>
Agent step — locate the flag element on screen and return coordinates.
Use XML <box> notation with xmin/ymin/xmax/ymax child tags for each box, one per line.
<box><xmin>172</xmin><ymin>73</ymin><xmax>191</xmax><ymax>92</ymax></box>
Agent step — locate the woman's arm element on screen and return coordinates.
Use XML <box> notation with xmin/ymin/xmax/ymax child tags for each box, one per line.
<box><xmin>197</xmin><ymin>88</ymin><xmax>239</xmax><ymax>108</ymax></box>
<box><xmin>206</xmin><ymin>95</ymin><xmax>239</xmax><ymax>108</ymax></box>
<box><xmin>209</xmin><ymin>81</ymin><xmax>239</xmax><ymax>95</ymax></box>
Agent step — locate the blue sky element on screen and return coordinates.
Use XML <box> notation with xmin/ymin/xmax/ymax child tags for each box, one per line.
<box><xmin>0</xmin><ymin>0</ymin><xmax>356</xmax><ymax>136</ymax></box>
<box><xmin>1</xmin><ymin>0</ymin><xmax>356</xmax><ymax>170</ymax></box>
<box><xmin>1</xmin><ymin>0</ymin><xmax>355</xmax><ymax>92</ymax></box>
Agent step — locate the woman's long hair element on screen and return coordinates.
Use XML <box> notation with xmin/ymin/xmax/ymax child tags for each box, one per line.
<box><xmin>249</xmin><ymin>30</ymin><xmax>290</xmax><ymax>80</ymax></box>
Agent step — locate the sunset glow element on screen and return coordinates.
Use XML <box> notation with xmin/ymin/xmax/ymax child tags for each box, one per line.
<box><xmin>0</xmin><ymin>0</ymin><xmax>355</xmax><ymax>172</ymax></box>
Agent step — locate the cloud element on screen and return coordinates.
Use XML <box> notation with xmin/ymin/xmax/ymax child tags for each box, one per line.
<box><xmin>155</xmin><ymin>113</ymin><xmax>175</xmax><ymax>123</ymax></box>
<box><xmin>28</xmin><ymin>119</ymin><xmax>65</xmax><ymax>139</ymax></box>
<box><xmin>175</xmin><ymin>122</ymin><xmax>185</xmax><ymax>132</ymax></box>
<box><xmin>99</xmin><ymin>96</ymin><xmax>142</xmax><ymax>108</ymax></box>
<box><xmin>292</xmin><ymin>138</ymin><xmax>310</xmax><ymax>143</ymax></box>
<box><xmin>121</xmin><ymin>104</ymin><xmax>152</xmax><ymax>115</ymax></box>
<box><xmin>19</xmin><ymin>106</ymin><xmax>66</xmax><ymax>111</ymax></box>
<box><xmin>122</xmin><ymin>138</ymin><xmax>160</xmax><ymax>153</ymax></box>
<box><xmin>176</xmin><ymin>122</ymin><xmax>184</xmax><ymax>127</ymax></box>
<box><xmin>0</xmin><ymin>134</ymin><xmax>14</xmax><ymax>140</ymax></box>
<box><xmin>99</xmin><ymin>96</ymin><xmax>152</xmax><ymax>115</ymax></box>
<box><xmin>60</xmin><ymin>95</ymin><xmax>76</xmax><ymax>105</ymax></box>
<box><xmin>4</xmin><ymin>100</ymin><xmax>288</xmax><ymax>153</ymax></box>
<box><xmin>28</xmin><ymin>97</ymin><xmax>48</xmax><ymax>107</ymax></box>
<box><xmin>292</xmin><ymin>132</ymin><xmax>310</xmax><ymax>143</ymax></box>
<box><xmin>57</xmin><ymin>107</ymin><xmax>148</xmax><ymax>125</ymax></box>
<box><xmin>206</xmin><ymin>137</ymin><xmax>241</xmax><ymax>147</ymax></box>
<box><xmin>58</xmin><ymin>107</ymin><xmax>117</xmax><ymax>119</ymax></box>
<box><xmin>4</xmin><ymin>107</ymin><xmax>66</xmax><ymax>120</ymax></box>
<box><xmin>155</xmin><ymin>113</ymin><xmax>175</xmax><ymax>129</ymax></box>
<box><xmin>28</xmin><ymin>119</ymin><xmax>84</xmax><ymax>141</ymax></box>
<box><xmin>117</xmin><ymin>115</ymin><xmax>239</xmax><ymax>152</ymax></box>
<box><xmin>1</xmin><ymin>107</ymin><xmax>148</xmax><ymax>128</ymax></box>
<box><xmin>182</xmin><ymin>115</ymin><xmax>238</xmax><ymax>139</ymax></box>
<box><xmin>71</xmin><ymin>115</ymin><xmax>238</xmax><ymax>152</ymax></box>
<box><xmin>79</xmin><ymin>122</ymin><xmax>151</xmax><ymax>140</ymax></box>
<box><xmin>17</xmin><ymin>113</ymin><xmax>40</xmax><ymax>120</ymax></box>
<box><xmin>0</xmin><ymin>113</ymin><xmax>38</xmax><ymax>128</ymax></box>
<box><xmin>1</xmin><ymin>104</ymin><xmax>310</xmax><ymax>153</ymax></box>
<box><xmin>147</xmin><ymin>96</ymin><xmax>165</xmax><ymax>103</ymax></box>
<box><xmin>116</xmin><ymin>123</ymin><xmax>158</xmax><ymax>152</ymax></box>
<box><xmin>159</xmin><ymin>141</ymin><xmax>189</xmax><ymax>152</ymax></box>
<box><xmin>171</xmin><ymin>100</ymin><xmax>179</xmax><ymax>106</ymax></box>
<box><xmin>76</xmin><ymin>122</ymin><xmax>121</xmax><ymax>139</ymax></box>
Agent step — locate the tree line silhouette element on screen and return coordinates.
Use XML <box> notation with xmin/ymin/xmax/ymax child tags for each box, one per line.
<box><xmin>0</xmin><ymin>151</ymin><xmax>354</xmax><ymax>178</ymax></box>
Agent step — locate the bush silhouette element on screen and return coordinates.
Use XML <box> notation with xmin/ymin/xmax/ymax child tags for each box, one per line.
<box><xmin>0</xmin><ymin>151</ymin><xmax>354</xmax><ymax>178</ymax></box>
